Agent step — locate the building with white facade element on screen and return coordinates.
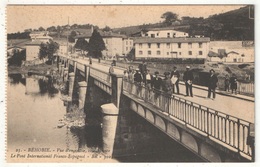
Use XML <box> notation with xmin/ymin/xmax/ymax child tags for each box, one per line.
<box><xmin>25</xmin><ymin>40</ymin><xmax>42</xmax><ymax>61</ymax></box>
<box><xmin>29</xmin><ymin>31</ymin><xmax>53</xmax><ymax>42</ymax></box>
<box><xmin>208</xmin><ymin>41</ymin><xmax>254</xmax><ymax>63</ymax></box>
<box><xmin>141</xmin><ymin>28</ymin><xmax>189</xmax><ymax>38</ymax></box>
<box><xmin>75</xmin><ymin>30</ymin><xmax>133</xmax><ymax>59</ymax></box>
<box><xmin>134</xmin><ymin>37</ymin><xmax>210</xmax><ymax>59</ymax></box>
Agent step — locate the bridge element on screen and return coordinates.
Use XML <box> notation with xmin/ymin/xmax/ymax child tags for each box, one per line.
<box><xmin>57</xmin><ymin>55</ymin><xmax>254</xmax><ymax>162</ymax></box>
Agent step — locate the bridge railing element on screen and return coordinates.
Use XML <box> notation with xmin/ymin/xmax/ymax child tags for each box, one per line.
<box><xmin>89</xmin><ymin>67</ymin><xmax>112</xmax><ymax>86</ymax></box>
<box><xmin>122</xmin><ymin>79</ymin><xmax>253</xmax><ymax>160</ymax></box>
<box><xmin>237</xmin><ymin>82</ymin><xmax>254</xmax><ymax>95</ymax></box>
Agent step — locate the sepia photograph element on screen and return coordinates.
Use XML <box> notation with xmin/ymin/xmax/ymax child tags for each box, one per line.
<box><xmin>4</xmin><ymin>3</ymin><xmax>255</xmax><ymax>163</ymax></box>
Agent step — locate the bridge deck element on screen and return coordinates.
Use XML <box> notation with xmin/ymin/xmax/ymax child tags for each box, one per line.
<box><xmin>68</xmin><ymin>57</ymin><xmax>254</xmax><ymax>123</ymax></box>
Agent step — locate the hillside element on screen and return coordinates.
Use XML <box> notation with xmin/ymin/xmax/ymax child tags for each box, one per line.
<box><xmin>113</xmin><ymin>5</ymin><xmax>254</xmax><ymax>41</ymax></box>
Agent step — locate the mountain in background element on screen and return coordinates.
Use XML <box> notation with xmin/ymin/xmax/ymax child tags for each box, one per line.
<box><xmin>113</xmin><ymin>5</ymin><xmax>254</xmax><ymax>41</ymax></box>
<box><xmin>8</xmin><ymin>5</ymin><xmax>254</xmax><ymax>41</ymax></box>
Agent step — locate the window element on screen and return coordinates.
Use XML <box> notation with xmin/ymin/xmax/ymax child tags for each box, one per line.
<box><xmin>148</xmin><ymin>51</ymin><xmax>151</xmax><ymax>55</ymax></box>
<box><xmin>178</xmin><ymin>43</ymin><xmax>181</xmax><ymax>48</ymax></box>
<box><xmin>199</xmin><ymin>51</ymin><xmax>203</xmax><ymax>55</ymax></box>
<box><xmin>130</xmin><ymin>41</ymin><xmax>132</xmax><ymax>45</ymax></box>
<box><xmin>166</xmin><ymin>43</ymin><xmax>170</xmax><ymax>49</ymax></box>
<box><xmin>157</xmin><ymin>43</ymin><xmax>160</xmax><ymax>48</ymax></box>
<box><xmin>126</xmin><ymin>41</ymin><xmax>128</xmax><ymax>45</ymax></box>
<box><xmin>139</xmin><ymin>51</ymin><xmax>143</xmax><ymax>55</ymax></box>
<box><xmin>167</xmin><ymin>33</ymin><xmax>170</xmax><ymax>38</ymax></box>
<box><xmin>151</xmin><ymin>34</ymin><xmax>155</xmax><ymax>38</ymax></box>
<box><xmin>126</xmin><ymin>47</ymin><xmax>128</xmax><ymax>51</ymax></box>
<box><xmin>157</xmin><ymin>33</ymin><xmax>159</xmax><ymax>36</ymax></box>
<box><xmin>157</xmin><ymin>51</ymin><xmax>161</xmax><ymax>55</ymax></box>
<box><xmin>148</xmin><ymin>43</ymin><xmax>151</xmax><ymax>48</ymax></box>
<box><xmin>199</xmin><ymin>42</ymin><xmax>203</xmax><ymax>48</ymax></box>
<box><xmin>139</xmin><ymin>43</ymin><xmax>142</xmax><ymax>49</ymax></box>
<box><xmin>188</xmin><ymin>42</ymin><xmax>192</xmax><ymax>49</ymax></box>
<box><xmin>179</xmin><ymin>52</ymin><xmax>182</xmax><ymax>55</ymax></box>
<box><xmin>167</xmin><ymin>52</ymin><xmax>169</xmax><ymax>55</ymax></box>
<box><xmin>189</xmin><ymin>51</ymin><xmax>192</xmax><ymax>55</ymax></box>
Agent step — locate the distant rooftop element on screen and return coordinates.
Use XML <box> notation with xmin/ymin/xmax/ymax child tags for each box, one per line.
<box><xmin>75</xmin><ymin>30</ymin><xmax>127</xmax><ymax>39</ymax></box>
<box><xmin>133</xmin><ymin>37</ymin><xmax>210</xmax><ymax>43</ymax></box>
<box><xmin>25</xmin><ymin>40</ymin><xmax>43</xmax><ymax>45</ymax></box>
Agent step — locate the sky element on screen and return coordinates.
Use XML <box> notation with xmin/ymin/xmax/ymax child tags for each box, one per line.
<box><xmin>7</xmin><ymin>5</ymin><xmax>246</xmax><ymax>33</ymax></box>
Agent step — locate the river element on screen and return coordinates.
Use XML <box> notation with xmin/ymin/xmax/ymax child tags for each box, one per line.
<box><xmin>7</xmin><ymin>74</ymin><xmax>203</xmax><ymax>162</ymax></box>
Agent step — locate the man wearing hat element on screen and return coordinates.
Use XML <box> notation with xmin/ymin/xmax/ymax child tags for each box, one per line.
<box><xmin>183</xmin><ymin>66</ymin><xmax>194</xmax><ymax>97</ymax></box>
<box><xmin>134</xmin><ymin>68</ymin><xmax>143</xmax><ymax>97</ymax></box>
<box><xmin>152</xmin><ymin>71</ymin><xmax>162</xmax><ymax>105</ymax></box>
<box><xmin>207</xmin><ymin>69</ymin><xmax>218</xmax><ymax>100</ymax></box>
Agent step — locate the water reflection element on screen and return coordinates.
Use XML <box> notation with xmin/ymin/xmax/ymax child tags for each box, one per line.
<box><xmin>8</xmin><ymin>74</ymin><xmax>59</xmax><ymax>98</ymax></box>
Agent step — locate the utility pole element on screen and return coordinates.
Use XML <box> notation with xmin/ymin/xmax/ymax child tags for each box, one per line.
<box><xmin>67</xmin><ymin>17</ymin><xmax>70</xmax><ymax>55</ymax></box>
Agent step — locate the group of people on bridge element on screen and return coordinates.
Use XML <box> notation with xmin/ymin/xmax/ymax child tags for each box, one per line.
<box><xmin>117</xmin><ymin>61</ymin><xmax>220</xmax><ymax>100</ymax></box>
<box><xmin>107</xmin><ymin>60</ymin><xmax>241</xmax><ymax>100</ymax></box>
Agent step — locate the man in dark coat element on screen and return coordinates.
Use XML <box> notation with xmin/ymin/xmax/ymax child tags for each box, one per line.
<box><xmin>152</xmin><ymin>71</ymin><xmax>162</xmax><ymax>104</ymax></box>
<box><xmin>207</xmin><ymin>69</ymin><xmax>218</xmax><ymax>99</ymax></box>
<box><xmin>134</xmin><ymin>68</ymin><xmax>143</xmax><ymax>97</ymax></box>
<box><xmin>138</xmin><ymin>60</ymin><xmax>147</xmax><ymax>78</ymax></box>
<box><xmin>134</xmin><ymin>69</ymin><xmax>143</xmax><ymax>84</ymax></box>
<box><xmin>183</xmin><ymin>66</ymin><xmax>194</xmax><ymax>97</ymax></box>
<box><xmin>171</xmin><ymin>66</ymin><xmax>180</xmax><ymax>94</ymax></box>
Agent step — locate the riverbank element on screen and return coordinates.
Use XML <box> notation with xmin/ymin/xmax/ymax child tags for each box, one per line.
<box><xmin>8</xmin><ymin>63</ymin><xmax>58</xmax><ymax>75</ymax></box>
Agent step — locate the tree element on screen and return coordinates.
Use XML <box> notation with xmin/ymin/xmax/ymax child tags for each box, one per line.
<box><xmin>161</xmin><ymin>12</ymin><xmax>178</xmax><ymax>26</ymax></box>
<box><xmin>38</xmin><ymin>26</ymin><xmax>45</xmax><ymax>31</ymax></box>
<box><xmin>74</xmin><ymin>38</ymin><xmax>89</xmax><ymax>55</ymax></box>
<box><xmin>39</xmin><ymin>40</ymin><xmax>59</xmax><ymax>64</ymax></box>
<box><xmin>68</xmin><ymin>31</ymin><xmax>77</xmax><ymax>43</ymax></box>
<box><xmin>88</xmin><ymin>29</ymin><xmax>106</xmax><ymax>58</ymax></box>
<box><xmin>102</xmin><ymin>26</ymin><xmax>112</xmax><ymax>32</ymax></box>
<box><xmin>47</xmin><ymin>26</ymin><xmax>57</xmax><ymax>32</ymax></box>
<box><xmin>7</xmin><ymin>49</ymin><xmax>26</xmax><ymax>66</ymax></box>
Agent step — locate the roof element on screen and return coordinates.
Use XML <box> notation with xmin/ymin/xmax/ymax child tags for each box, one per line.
<box><xmin>25</xmin><ymin>40</ymin><xmax>43</xmax><ymax>46</ymax></box>
<box><xmin>208</xmin><ymin>51</ymin><xmax>219</xmax><ymax>57</ymax></box>
<box><xmin>133</xmin><ymin>37</ymin><xmax>210</xmax><ymax>44</ymax></box>
<box><xmin>30</xmin><ymin>31</ymin><xmax>48</xmax><ymax>35</ymax></box>
<box><xmin>145</xmin><ymin>27</ymin><xmax>176</xmax><ymax>31</ymax></box>
<box><xmin>75</xmin><ymin>31</ymin><xmax>127</xmax><ymax>39</ymax></box>
<box><xmin>227</xmin><ymin>51</ymin><xmax>239</xmax><ymax>55</ymax></box>
<box><xmin>7</xmin><ymin>46</ymin><xmax>26</xmax><ymax>50</ymax></box>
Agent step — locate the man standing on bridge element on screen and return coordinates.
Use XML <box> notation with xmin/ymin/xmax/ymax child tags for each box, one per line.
<box><xmin>207</xmin><ymin>69</ymin><xmax>218</xmax><ymax>100</ymax></box>
<box><xmin>171</xmin><ymin>66</ymin><xmax>180</xmax><ymax>94</ymax></box>
<box><xmin>183</xmin><ymin>66</ymin><xmax>194</xmax><ymax>97</ymax></box>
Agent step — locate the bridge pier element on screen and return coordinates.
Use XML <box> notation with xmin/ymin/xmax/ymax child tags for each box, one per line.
<box><xmin>101</xmin><ymin>103</ymin><xmax>119</xmax><ymax>157</ymax></box>
<box><xmin>78</xmin><ymin>81</ymin><xmax>87</xmax><ymax>110</ymax></box>
<box><xmin>68</xmin><ymin>72</ymin><xmax>75</xmax><ymax>98</ymax></box>
<box><xmin>60</xmin><ymin>64</ymin><xmax>65</xmax><ymax>77</ymax></box>
<box><xmin>58</xmin><ymin>62</ymin><xmax>62</xmax><ymax>74</ymax></box>
<box><xmin>63</xmin><ymin>67</ymin><xmax>68</xmax><ymax>82</ymax></box>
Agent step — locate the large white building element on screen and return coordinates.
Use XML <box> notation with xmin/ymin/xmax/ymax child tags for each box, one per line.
<box><xmin>134</xmin><ymin>37</ymin><xmax>210</xmax><ymax>59</ymax></box>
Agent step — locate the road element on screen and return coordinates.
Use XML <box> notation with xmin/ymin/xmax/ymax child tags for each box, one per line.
<box><xmin>68</xmin><ymin>56</ymin><xmax>255</xmax><ymax>123</ymax></box>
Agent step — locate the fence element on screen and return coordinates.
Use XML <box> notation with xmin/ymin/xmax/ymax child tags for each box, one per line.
<box><xmin>237</xmin><ymin>82</ymin><xmax>254</xmax><ymax>95</ymax></box>
<box><xmin>122</xmin><ymin>79</ymin><xmax>253</xmax><ymax>159</ymax></box>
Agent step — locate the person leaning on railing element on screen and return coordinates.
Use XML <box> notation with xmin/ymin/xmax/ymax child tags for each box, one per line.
<box><xmin>162</xmin><ymin>72</ymin><xmax>173</xmax><ymax>96</ymax></box>
<box><xmin>151</xmin><ymin>71</ymin><xmax>162</xmax><ymax>104</ymax></box>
